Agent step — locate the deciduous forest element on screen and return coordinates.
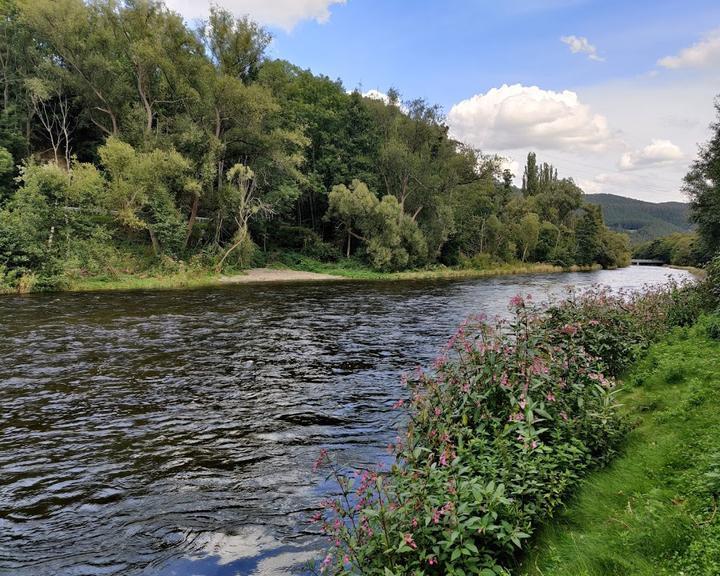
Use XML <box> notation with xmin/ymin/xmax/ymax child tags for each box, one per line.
<box><xmin>0</xmin><ymin>0</ymin><xmax>631</xmax><ymax>291</ymax></box>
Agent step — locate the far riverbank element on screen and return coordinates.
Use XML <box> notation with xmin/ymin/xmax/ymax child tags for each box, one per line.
<box><xmin>10</xmin><ymin>261</ymin><xmax>604</xmax><ymax>294</ymax></box>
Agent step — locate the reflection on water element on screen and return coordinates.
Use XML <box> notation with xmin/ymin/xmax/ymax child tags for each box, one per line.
<box><xmin>0</xmin><ymin>266</ymin><xmax>691</xmax><ymax>575</ymax></box>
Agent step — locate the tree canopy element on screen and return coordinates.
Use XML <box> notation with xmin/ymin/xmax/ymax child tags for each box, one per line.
<box><xmin>0</xmin><ymin>0</ymin><xmax>630</xmax><ymax>290</ymax></box>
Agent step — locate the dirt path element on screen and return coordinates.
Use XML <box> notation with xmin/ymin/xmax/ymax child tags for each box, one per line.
<box><xmin>218</xmin><ymin>268</ymin><xmax>344</xmax><ymax>284</ymax></box>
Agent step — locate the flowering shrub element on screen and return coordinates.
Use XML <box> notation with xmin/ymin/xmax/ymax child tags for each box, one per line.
<box><xmin>312</xmin><ymin>295</ymin><xmax>627</xmax><ymax>575</ymax></box>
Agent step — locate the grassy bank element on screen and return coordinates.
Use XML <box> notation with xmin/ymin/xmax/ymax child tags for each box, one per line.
<box><xmin>63</xmin><ymin>269</ymin><xmax>224</xmax><ymax>293</ymax></box>
<box><xmin>522</xmin><ymin>317</ymin><xmax>720</xmax><ymax>576</ymax></box>
<box><xmin>2</xmin><ymin>257</ymin><xmax>603</xmax><ymax>294</ymax></box>
<box><xmin>273</xmin><ymin>254</ymin><xmax>601</xmax><ymax>281</ymax></box>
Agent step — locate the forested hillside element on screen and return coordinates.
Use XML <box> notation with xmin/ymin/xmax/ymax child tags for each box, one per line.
<box><xmin>0</xmin><ymin>0</ymin><xmax>630</xmax><ymax>292</ymax></box>
<box><xmin>586</xmin><ymin>193</ymin><xmax>692</xmax><ymax>244</ymax></box>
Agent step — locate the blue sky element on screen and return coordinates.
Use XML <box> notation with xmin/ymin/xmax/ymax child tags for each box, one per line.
<box><xmin>167</xmin><ymin>0</ymin><xmax>720</xmax><ymax>202</ymax></box>
<box><xmin>272</xmin><ymin>0</ymin><xmax>720</xmax><ymax>109</ymax></box>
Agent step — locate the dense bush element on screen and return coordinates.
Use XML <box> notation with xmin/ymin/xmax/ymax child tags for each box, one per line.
<box><xmin>706</xmin><ymin>314</ymin><xmax>720</xmax><ymax>341</ymax></box>
<box><xmin>313</xmin><ymin>294</ymin><xmax>634</xmax><ymax>575</ymax></box>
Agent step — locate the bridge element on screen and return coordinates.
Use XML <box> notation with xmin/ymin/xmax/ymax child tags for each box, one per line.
<box><xmin>630</xmin><ymin>259</ymin><xmax>665</xmax><ymax>266</ymax></box>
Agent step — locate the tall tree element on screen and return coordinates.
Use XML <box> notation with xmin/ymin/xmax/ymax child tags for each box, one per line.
<box><xmin>684</xmin><ymin>97</ymin><xmax>720</xmax><ymax>260</ymax></box>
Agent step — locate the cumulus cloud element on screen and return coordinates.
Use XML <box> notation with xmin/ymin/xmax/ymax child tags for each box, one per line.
<box><xmin>164</xmin><ymin>0</ymin><xmax>346</xmax><ymax>31</ymax></box>
<box><xmin>658</xmin><ymin>28</ymin><xmax>720</xmax><ymax>69</ymax></box>
<box><xmin>560</xmin><ymin>35</ymin><xmax>604</xmax><ymax>62</ymax></box>
<box><xmin>447</xmin><ymin>84</ymin><xmax>612</xmax><ymax>152</ymax></box>
<box><xmin>618</xmin><ymin>139</ymin><xmax>683</xmax><ymax>170</ymax></box>
<box><xmin>362</xmin><ymin>89</ymin><xmax>392</xmax><ymax>104</ymax></box>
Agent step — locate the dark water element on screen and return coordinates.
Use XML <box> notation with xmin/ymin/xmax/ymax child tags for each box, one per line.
<box><xmin>0</xmin><ymin>266</ymin><xmax>690</xmax><ymax>576</ymax></box>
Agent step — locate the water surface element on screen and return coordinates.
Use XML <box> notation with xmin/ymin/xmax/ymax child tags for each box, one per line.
<box><xmin>0</xmin><ymin>266</ymin><xmax>691</xmax><ymax>575</ymax></box>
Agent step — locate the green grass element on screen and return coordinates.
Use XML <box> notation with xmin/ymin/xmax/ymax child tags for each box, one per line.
<box><xmin>270</xmin><ymin>253</ymin><xmax>600</xmax><ymax>281</ymax></box>
<box><xmin>64</xmin><ymin>269</ymin><xmax>226</xmax><ymax>292</ymax></box>
<box><xmin>521</xmin><ymin>318</ymin><xmax>720</xmax><ymax>576</ymax></box>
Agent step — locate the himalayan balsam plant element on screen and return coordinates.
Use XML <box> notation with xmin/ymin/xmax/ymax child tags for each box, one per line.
<box><xmin>312</xmin><ymin>293</ymin><xmax>628</xmax><ymax>575</ymax></box>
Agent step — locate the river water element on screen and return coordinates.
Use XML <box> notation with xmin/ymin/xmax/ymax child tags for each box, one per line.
<box><xmin>0</xmin><ymin>266</ymin><xmax>691</xmax><ymax>576</ymax></box>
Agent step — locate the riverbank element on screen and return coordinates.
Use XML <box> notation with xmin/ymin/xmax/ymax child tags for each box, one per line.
<box><xmin>4</xmin><ymin>261</ymin><xmax>603</xmax><ymax>294</ymax></box>
<box><xmin>278</xmin><ymin>256</ymin><xmax>601</xmax><ymax>281</ymax></box>
<box><xmin>522</xmin><ymin>317</ymin><xmax>720</xmax><ymax>575</ymax></box>
<box><xmin>668</xmin><ymin>264</ymin><xmax>708</xmax><ymax>279</ymax></box>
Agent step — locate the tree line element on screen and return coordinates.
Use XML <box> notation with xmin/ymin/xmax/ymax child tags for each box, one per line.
<box><xmin>0</xmin><ymin>0</ymin><xmax>630</xmax><ymax>290</ymax></box>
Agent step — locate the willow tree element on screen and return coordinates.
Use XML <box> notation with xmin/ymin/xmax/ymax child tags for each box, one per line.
<box><xmin>215</xmin><ymin>163</ymin><xmax>273</xmax><ymax>271</ymax></box>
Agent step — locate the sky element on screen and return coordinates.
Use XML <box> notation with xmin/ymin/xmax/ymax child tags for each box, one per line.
<box><xmin>164</xmin><ymin>0</ymin><xmax>720</xmax><ymax>203</ymax></box>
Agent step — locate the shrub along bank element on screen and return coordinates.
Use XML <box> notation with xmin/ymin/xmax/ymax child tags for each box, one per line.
<box><xmin>312</xmin><ymin>257</ymin><xmax>719</xmax><ymax>575</ymax></box>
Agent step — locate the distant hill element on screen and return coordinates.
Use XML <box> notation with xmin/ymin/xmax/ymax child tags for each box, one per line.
<box><xmin>585</xmin><ymin>193</ymin><xmax>693</xmax><ymax>244</ymax></box>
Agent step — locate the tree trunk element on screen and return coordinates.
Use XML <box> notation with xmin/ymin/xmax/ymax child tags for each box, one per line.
<box><xmin>216</xmin><ymin>227</ymin><xmax>247</xmax><ymax>272</ymax></box>
<box><xmin>137</xmin><ymin>71</ymin><xmax>153</xmax><ymax>134</ymax></box>
<box><xmin>347</xmin><ymin>228</ymin><xmax>351</xmax><ymax>258</ymax></box>
<box><xmin>148</xmin><ymin>228</ymin><xmax>160</xmax><ymax>256</ymax></box>
<box><xmin>184</xmin><ymin>195</ymin><xmax>200</xmax><ymax>249</ymax></box>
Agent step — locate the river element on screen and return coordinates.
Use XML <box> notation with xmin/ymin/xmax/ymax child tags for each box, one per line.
<box><xmin>0</xmin><ymin>266</ymin><xmax>691</xmax><ymax>576</ymax></box>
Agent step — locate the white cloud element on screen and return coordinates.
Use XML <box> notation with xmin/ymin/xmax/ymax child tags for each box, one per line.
<box><xmin>362</xmin><ymin>89</ymin><xmax>391</xmax><ymax>104</ymax></box>
<box><xmin>447</xmin><ymin>83</ymin><xmax>612</xmax><ymax>152</ymax></box>
<box><xmin>560</xmin><ymin>35</ymin><xmax>605</xmax><ymax>62</ymax></box>
<box><xmin>164</xmin><ymin>0</ymin><xmax>346</xmax><ymax>31</ymax></box>
<box><xmin>658</xmin><ymin>28</ymin><xmax>720</xmax><ymax>69</ymax></box>
<box><xmin>619</xmin><ymin>139</ymin><xmax>684</xmax><ymax>170</ymax></box>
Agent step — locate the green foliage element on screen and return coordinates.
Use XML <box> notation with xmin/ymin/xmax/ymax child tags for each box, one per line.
<box><xmin>634</xmin><ymin>232</ymin><xmax>700</xmax><ymax>265</ymax></box>
<box><xmin>684</xmin><ymin>98</ymin><xmax>720</xmax><ymax>261</ymax></box>
<box><xmin>326</xmin><ymin>180</ymin><xmax>427</xmax><ymax>270</ymax></box>
<box><xmin>0</xmin><ymin>0</ymin><xmax>632</xmax><ymax>290</ymax></box>
<box><xmin>706</xmin><ymin>313</ymin><xmax>720</xmax><ymax>340</ymax></box>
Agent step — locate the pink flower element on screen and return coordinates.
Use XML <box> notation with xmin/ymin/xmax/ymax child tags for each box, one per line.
<box><xmin>434</xmin><ymin>407</ymin><xmax>442</xmax><ymax>417</ymax></box>
<box><xmin>312</xmin><ymin>448</ymin><xmax>328</xmax><ymax>472</ymax></box>
<box><xmin>404</xmin><ymin>533</ymin><xmax>417</xmax><ymax>549</ymax></box>
<box><xmin>546</xmin><ymin>392</ymin><xmax>556</xmax><ymax>402</ymax></box>
<box><xmin>509</xmin><ymin>294</ymin><xmax>525</xmax><ymax>308</ymax></box>
<box><xmin>428</xmin><ymin>556</ymin><xmax>437</xmax><ymax>565</ymax></box>
<box><xmin>561</xmin><ymin>324</ymin><xmax>578</xmax><ymax>336</ymax></box>
<box><xmin>392</xmin><ymin>398</ymin><xmax>405</xmax><ymax>409</ymax></box>
<box><xmin>531</xmin><ymin>357</ymin><xmax>549</xmax><ymax>375</ymax></box>
<box><xmin>343</xmin><ymin>555</ymin><xmax>350</xmax><ymax>565</ymax></box>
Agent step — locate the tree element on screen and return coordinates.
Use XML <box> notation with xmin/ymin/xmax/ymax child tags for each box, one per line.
<box><xmin>215</xmin><ymin>163</ymin><xmax>273</xmax><ymax>270</ymax></box>
<box><xmin>326</xmin><ymin>179</ymin><xmax>377</xmax><ymax>257</ymax></box>
<box><xmin>26</xmin><ymin>76</ymin><xmax>74</xmax><ymax>168</ymax></box>
<box><xmin>99</xmin><ymin>137</ymin><xmax>191</xmax><ymax>255</ymax></box>
<box><xmin>516</xmin><ymin>212</ymin><xmax>540</xmax><ymax>261</ymax></box>
<box><xmin>325</xmin><ymin>179</ymin><xmax>427</xmax><ymax>270</ymax></box>
<box><xmin>684</xmin><ymin>96</ymin><xmax>720</xmax><ymax>260</ymax></box>
<box><xmin>522</xmin><ymin>152</ymin><xmax>539</xmax><ymax>195</ymax></box>
<box><xmin>575</xmin><ymin>204</ymin><xmax>603</xmax><ymax>265</ymax></box>
<box><xmin>19</xmin><ymin>0</ymin><xmax>130</xmax><ymax>136</ymax></box>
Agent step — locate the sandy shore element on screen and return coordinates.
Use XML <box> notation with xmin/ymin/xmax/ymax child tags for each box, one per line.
<box><xmin>219</xmin><ymin>268</ymin><xmax>344</xmax><ymax>284</ymax></box>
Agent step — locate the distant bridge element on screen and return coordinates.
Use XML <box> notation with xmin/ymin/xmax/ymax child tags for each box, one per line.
<box><xmin>631</xmin><ymin>259</ymin><xmax>665</xmax><ymax>266</ymax></box>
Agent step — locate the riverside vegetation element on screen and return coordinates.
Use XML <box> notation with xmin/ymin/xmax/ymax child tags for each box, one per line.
<box><xmin>0</xmin><ymin>0</ymin><xmax>632</xmax><ymax>293</ymax></box>
<box><xmin>311</xmin><ymin>256</ymin><xmax>720</xmax><ymax>575</ymax></box>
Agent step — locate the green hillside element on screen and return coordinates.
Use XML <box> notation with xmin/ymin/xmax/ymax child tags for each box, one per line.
<box><xmin>585</xmin><ymin>193</ymin><xmax>692</xmax><ymax>244</ymax></box>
